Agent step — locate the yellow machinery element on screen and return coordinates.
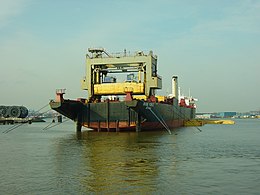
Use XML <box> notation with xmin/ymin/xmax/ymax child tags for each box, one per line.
<box><xmin>81</xmin><ymin>48</ymin><xmax>162</xmax><ymax>100</ymax></box>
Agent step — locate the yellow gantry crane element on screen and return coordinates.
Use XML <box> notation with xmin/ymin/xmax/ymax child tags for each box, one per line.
<box><xmin>81</xmin><ymin>48</ymin><xmax>162</xmax><ymax>101</ymax></box>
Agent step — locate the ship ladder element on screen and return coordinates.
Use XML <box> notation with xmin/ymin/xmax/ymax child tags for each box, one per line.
<box><xmin>147</xmin><ymin>107</ymin><xmax>171</xmax><ymax>135</ymax></box>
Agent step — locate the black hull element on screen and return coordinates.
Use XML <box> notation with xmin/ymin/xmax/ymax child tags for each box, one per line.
<box><xmin>50</xmin><ymin>99</ymin><xmax>195</xmax><ymax>132</ymax></box>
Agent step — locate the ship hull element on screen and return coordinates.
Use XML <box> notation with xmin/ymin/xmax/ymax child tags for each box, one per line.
<box><xmin>50</xmin><ymin>99</ymin><xmax>195</xmax><ymax>132</ymax></box>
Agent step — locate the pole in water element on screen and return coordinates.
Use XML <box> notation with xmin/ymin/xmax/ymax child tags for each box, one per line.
<box><xmin>76</xmin><ymin>113</ymin><xmax>82</xmax><ymax>132</ymax></box>
<box><xmin>57</xmin><ymin>115</ymin><xmax>62</xmax><ymax>123</ymax></box>
<box><xmin>76</xmin><ymin>121</ymin><xmax>82</xmax><ymax>132</ymax></box>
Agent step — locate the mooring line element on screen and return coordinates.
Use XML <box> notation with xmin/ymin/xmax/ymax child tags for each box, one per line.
<box><xmin>147</xmin><ymin>107</ymin><xmax>172</xmax><ymax>135</ymax></box>
<box><xmin>42</xmin><ymin>121</ymin><xmax>54</xmax><ymax>131</ymax></box>
<box><xmin>2</xmin><ymin>104</ymin><xmax>51</xmax><ymax>134</ymax></box>
<box><xmin>3</xmin><ymin>108</ymin><xmax>52</xmax><ymax>134</ymax></box>
<box><xmin>2</xmin><ymin>123</ymin><xmax>24</xmax><ymax>134</ymax></box>
<box><xmin>42</xmin><ymin>118</ymin><xmax>70</xmax><ymax>131</ymax></box>
<box><xmin>171</xmin><ymin>103</ymin><xmax>202</xmax><ymax>133</ymax></box>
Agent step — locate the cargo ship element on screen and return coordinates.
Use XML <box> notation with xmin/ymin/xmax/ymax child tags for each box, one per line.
<box><xmin>50</xmin><ymin>48</ymin><xmax>197</xmax><ymax>132</ymax></box>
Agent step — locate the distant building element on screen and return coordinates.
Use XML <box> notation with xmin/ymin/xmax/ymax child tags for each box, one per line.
<box><xmin>249</xmin><ymin>110</ymin><xmax>260</xmax><ymax>116</ymax></box>
<box><xmin>196</xmin><ymin>113</ymin><xmax>212</xmax><ymax>119</ymax></box>
<box><xmin>216</xmin><ymin>112</ymin><xmax>237</xmax><ymax>118</ymax></box>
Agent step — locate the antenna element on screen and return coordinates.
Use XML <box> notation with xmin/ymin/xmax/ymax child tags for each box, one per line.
<box><xmin>88</xmin><ymin>47</ymin><xmax>111</xmax><ymax>57</ymax></box>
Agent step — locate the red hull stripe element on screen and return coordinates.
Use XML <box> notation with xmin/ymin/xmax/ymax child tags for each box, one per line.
<box><xmin>83</xmin><ymin>119</ymin><xmax>184</xmax><ymax>131</ymax></box>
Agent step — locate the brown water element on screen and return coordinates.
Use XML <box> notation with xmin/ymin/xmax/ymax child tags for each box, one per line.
<box><xmin>0</xmin><ymin>119</ymin><xmax>260</xmax><ymax>194</ymax></box>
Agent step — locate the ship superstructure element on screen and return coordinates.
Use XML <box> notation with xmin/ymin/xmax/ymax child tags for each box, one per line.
<box><xmin>50</xmin><ymin>48</ymin><xmax>196</xmax><ymax>132</ymax></box>
<box><xmin>81</xmin><ymin>48</ymin><xmax>162</xmax><ymax>101</ymax></box>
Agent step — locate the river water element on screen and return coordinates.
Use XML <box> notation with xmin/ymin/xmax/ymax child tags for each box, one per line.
<box><xmin>0</xmin><ymin>119</ymin><xmax>259</xmax><ymax>194</ymax></box>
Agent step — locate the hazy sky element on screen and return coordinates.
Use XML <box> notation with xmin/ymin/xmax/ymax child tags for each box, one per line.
<box><xmin>0</xmin><ymin>0</ymin><xmax>259</xmax><ymax>112</ymax></box>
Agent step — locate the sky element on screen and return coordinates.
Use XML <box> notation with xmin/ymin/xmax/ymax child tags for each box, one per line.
<box><xmin>0</xmin><ymin>0</ymin><xmax>259</xmax><ymax>113</ymax></box>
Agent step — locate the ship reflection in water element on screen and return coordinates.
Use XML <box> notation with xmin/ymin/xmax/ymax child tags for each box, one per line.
<box><xmin>54</xmin><ymin>130</ymin><xmax>178</xmax><ymax>194</ymax></box>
